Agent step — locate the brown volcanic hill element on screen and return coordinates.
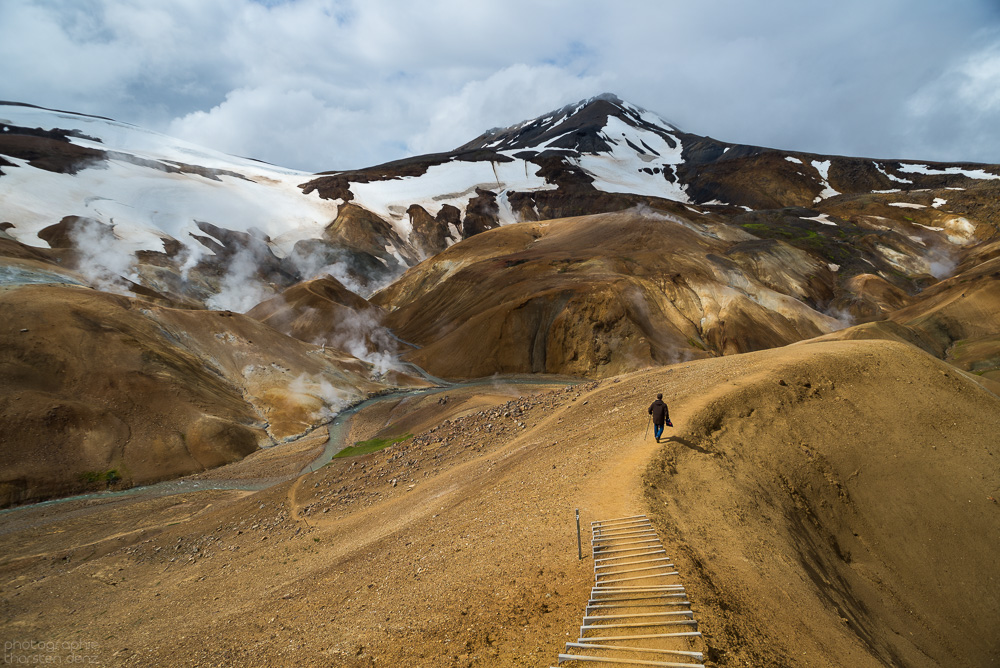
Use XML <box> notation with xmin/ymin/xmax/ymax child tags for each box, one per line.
<box><xmin>372</xmin><ymin>202</ymin><xmax>997</xmax><ymax>379</ymax></box>
<box><xmin>815</xmin><ymin>235</ymin><xmax>1000</xmax><ymax>383</ymax></box>
<box><xmin>2</xmin><ymin>339</ymin><xmax>997</xmax><ymax>666</ymax></box>
<box><xmin>0</xmin><ymin>281</ymin><xmax>400</xmax><ymax>508</ymax></box>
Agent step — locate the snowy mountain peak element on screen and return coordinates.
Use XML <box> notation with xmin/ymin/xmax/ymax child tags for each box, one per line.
<box><xmin>456</xmin><ymin>93</ymin><xmax>680</xmax><ymax>156</ymax></box>
<box><xmin>294</xmin><ymin>94</ymin><xmax>693</xmax><ymax>253</ymax></box>
<box><xmin>294</xmin><ymin>93</ymin><xmax>694</xmax><ymax>248</ymax></box>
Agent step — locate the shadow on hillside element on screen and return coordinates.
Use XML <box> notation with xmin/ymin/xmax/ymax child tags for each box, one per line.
<box><xmin>660</xmin><ymin>435</ymin><xmax>717</xmax><ymax>456</ymax></box>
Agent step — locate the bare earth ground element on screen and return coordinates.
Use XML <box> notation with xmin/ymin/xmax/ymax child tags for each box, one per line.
<box><xmin>1</xmin><ymin>340</ymin><xmax>999</xmax><ymax>667</ymax></box>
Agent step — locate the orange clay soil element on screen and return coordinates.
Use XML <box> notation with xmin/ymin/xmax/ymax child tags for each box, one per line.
<box><xmin>1</xmin><ymin>339</ymin><xmax>998</xmax><ymax>667</ymax></box>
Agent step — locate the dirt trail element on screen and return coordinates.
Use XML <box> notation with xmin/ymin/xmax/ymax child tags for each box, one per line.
<box><xmin>555</xmin><ymin>382</ymin><xmax>665</xmax><ymax>523</ymax></box>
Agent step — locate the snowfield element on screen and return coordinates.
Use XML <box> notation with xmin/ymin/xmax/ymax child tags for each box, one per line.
<box><xmin>811</xmin><ymin>160</ymin><xmax>840</xmax><ymax>203</ymax></box>
<box><xmin>574</xmin><ymin>115</ymin><xmax>689</xmax><ymax>201</ymax></box>
<box><xmin>0</xmin><ymin>103</ymin><xmax>338</xmax><ymax>256</ymax></box>
<box><xmin>348</xmin><ymin>152</ymin><xmax>556</xmax><ymax>239</ymax></box>
<box><xmin>897</xmin><ymin>164</ymin><xmax>1000</xmax><ymax>180</ymax></box>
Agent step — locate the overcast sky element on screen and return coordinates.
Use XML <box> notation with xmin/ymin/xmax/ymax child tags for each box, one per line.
<box><xmin>3</xmin><ymin>0</ymin><xmax>1000</xmax><ymax>172</ymax></box>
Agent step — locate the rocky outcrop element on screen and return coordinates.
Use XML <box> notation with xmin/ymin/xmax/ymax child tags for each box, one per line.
<box><xmin>0</xmin><ymin>123</ymin><xmax>106</xmax><ymax>175</ymax></box>
<box><xmin>37</xmin><ymin>215</ymin><xmax>108</xmax><ymax>249</ymax></box>
<box><xmin>406</xmin><ymin>204</ymin><xmax>452</xmax><ymax>258</ymax></box>
<box><xmin>462</xmin><ymin>188</ymin><xmax>500</xmax><ymax>237</ymax></box>
<box><xmin>324</xmin><ymin>203</ymin><xmax>417</xmax><ymax>269</ymax></box>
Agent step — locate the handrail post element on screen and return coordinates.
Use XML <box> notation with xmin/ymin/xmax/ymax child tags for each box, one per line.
<box><xmin>576</xmin><ymin>509</ymin><xmax>583</xmax><ymax>560</ymax></box>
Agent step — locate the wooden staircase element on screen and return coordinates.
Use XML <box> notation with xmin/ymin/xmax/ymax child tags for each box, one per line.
<box><xmin>551</xmin><ymin>515</ymin><xmax>706</xmax><ymax>668</ymax></box>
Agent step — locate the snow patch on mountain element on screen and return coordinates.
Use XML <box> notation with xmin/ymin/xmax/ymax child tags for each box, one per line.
<box><xmin>811</xmin><ymin>160</ymin><xmax>840</xmax><ymax>203</ymax></box>
<box><xmin>3</xmin><ymin>104</ymin><xmax>300</xmax><ymax>176</ymax></box>
<box><xmin>801</xmin><ymin>213</ymin><xmax>838</xmax><ymax>226</ymax></box>
<box><xmin>897</xmin><ymin>164</ymin><xmax>1000</xmax><ymax>180</ymax></box>
<box><xmin>0</xmin><ymin>103</ymin><xmax>338</xmax><ymax>255</ymax></box>
<box><xmin>349</xmin><ymin>153</ymin><xmax>555</xmax><ymax>237</ymax></box>
<box><xmin>874</xmin><ymin>162</ymin><xmax>912</xmax><ymax>184</ymax></box>
<box><xmin>574</xmin><ymin>115</ymin><xmax>688</xmax><ymax>201</ymax></box>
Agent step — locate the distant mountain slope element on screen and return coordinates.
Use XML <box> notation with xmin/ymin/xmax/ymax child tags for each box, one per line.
<box><xmin>309</xmin><ymin>97</ymin><xmax>1000</xmax><ymax>379</ymax></box>
<box><xmin>3</xmin><ymin>96</ymin><xmax>999</xmax><ymax>303</ymax></box>
<box><xmin>373</xmin><ymin>201</ymin><xmax>998</xmax><ymax>378</ymax></box>
<box><xmin>373</xmin><ymin>207</ymin><xmax>835</xmax><ymax>377</ymax></box>
<box><xmin>3</xmin><ymin>95</ymin><xmax>1000</xmax><ymax>381</ymax></box>
<box><xmin>818</xmin><ymin>236</ymin><xmax>1000</xmax><ymax>385</ymax></box>
<box><xmin>303</xmin><ymin>93</ymin><xmax>1000</xmax><ymax>237</ymax></box>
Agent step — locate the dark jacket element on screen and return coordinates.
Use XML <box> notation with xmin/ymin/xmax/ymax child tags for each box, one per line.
<box><xmin>648</xmin><ymin>399</ymin><xmax>670</xmax><ymax>426</ymax></box>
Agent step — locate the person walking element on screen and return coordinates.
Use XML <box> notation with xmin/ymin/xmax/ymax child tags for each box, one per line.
<box><xmin>648</xmin><ymin>393</ymin><xmax>672</xmax><ymax>443</ymax></box>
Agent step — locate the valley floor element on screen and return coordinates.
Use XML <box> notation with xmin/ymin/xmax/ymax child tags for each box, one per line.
<box><xmin>1</xmin><ymin>340</ymin><xmax>998</xmax><ymax>667</ymax></box>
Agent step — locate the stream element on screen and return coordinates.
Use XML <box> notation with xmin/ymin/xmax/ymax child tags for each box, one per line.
<box><xmin>0</xmin><ymin>374</ymin><xmax>577</xmax><ymax>520</ymax></box>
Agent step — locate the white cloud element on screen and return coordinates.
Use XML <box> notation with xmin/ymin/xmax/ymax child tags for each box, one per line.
<box><xmin>168</xmin><ymin>87</ymin><xmax>369</xmax><ymax>168</ymax></box>
<box><xmin>959</xmin><ymin>52</ymin><xmax>1000</xmax><ymax>112</ymax></box>
<box><xmin>0</xmin><ymin>1</ymin><xmax>138</xmax><ymax>101</ymax></box>
<box><xmin>904</xmin><ymin>41</ymin><xmax>1000</xmax><ymax>162</ymax></box>
<box><xmin>2</xmin><ymin>0</ymin><xmax>1000</xmax><ymax>171</ymax></box>
<box><xmin>408</xmin><ymin>64</ymin><xmax>609</xmax><ymax>155</ymax></box>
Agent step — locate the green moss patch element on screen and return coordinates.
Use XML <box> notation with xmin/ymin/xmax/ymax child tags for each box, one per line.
<box><xmin>79</xmin><ymin>469</ymin><xmax>121</xmax><ymax>485</ymax></box>
<box><xmin>334</xmin><ymin>434</ymin><xmax>413</xmax><ymax>459</ymax></box>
